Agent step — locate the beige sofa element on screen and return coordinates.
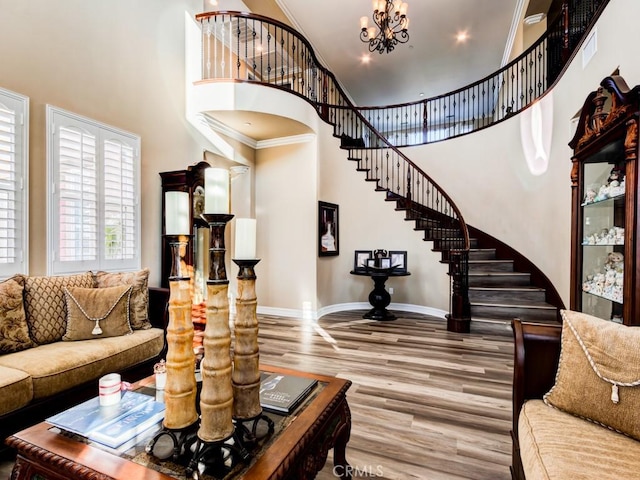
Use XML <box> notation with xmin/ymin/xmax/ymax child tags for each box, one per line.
<box><xmin>0</xmin><ymin>270</ymin><xmax>169</xmax><ymax>444</ymax></box>
<box><xmin>511</xmin><ymin>311</ymin><xmax>640</xmax><ymax>479</ymax></box>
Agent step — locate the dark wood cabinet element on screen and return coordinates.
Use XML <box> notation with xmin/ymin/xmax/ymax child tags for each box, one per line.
<box><xmin>569</xmin><ymin>75</ymin><xmax>640</xmax><ymax>325</ymax></box>
<box><xmin>159</xmin><ymin>161</ymin><xmax>210</xmax><ymax>289</ymax></box>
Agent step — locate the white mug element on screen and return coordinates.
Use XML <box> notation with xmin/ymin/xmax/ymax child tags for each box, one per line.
<box><xmin>99</xmin><ymin>373</ymin><xmax>123</xmax><ymax>406</ymax></box>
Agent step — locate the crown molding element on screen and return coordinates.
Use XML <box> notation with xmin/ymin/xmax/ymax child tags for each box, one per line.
<box><xmin>256</xmin><ymin>133</ymin><xmax>316</xmax><ymax>149</ymax></box>
<box><xmin>502</xmin><ymin>0</ymin><xmax>528</xmax><ymax>67</ymax></box>
<box><xmin>203</xmin><ymin>113</ymin><xmax>316</xmax><ymax>150</ymax></box>
<box><xmin>202</xmin><ymin>114</ymin><xmax>258</xmax><ymax>149</ymax></box>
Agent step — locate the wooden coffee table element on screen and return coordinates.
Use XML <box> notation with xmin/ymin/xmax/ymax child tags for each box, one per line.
<box><xmin>6</xmin><ymin>365</ymin><xmax>352</xmax><ymax>480</ymax></box>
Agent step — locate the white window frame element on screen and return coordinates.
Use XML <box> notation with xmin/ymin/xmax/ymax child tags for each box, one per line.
<box><xmin>0</xmin><ymin>87</ymin><xmax>29</xmax><ymax>279</ymax></box>
<box><xmin>46</xmin><ymin>106</ymin><xmax>141</xmax><ymax>275</ymax></box>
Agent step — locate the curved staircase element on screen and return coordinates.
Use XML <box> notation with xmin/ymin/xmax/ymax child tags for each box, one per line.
<box><xmin>195</xmin><ymin>1</ymin><xmax>609</xmax><ymax>331</ymax></box>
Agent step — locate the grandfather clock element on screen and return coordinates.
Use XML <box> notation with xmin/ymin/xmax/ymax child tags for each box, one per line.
<box><xmin>160</xmin><ymin>161</ymin><xmax>210</xmax><ymax>290</ymax></box>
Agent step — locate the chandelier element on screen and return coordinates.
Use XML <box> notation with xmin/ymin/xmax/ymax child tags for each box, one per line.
<box><xmin>360</xmin><ymin>0</ymin><xmax>410</xmax><ymax>54</ymax></box>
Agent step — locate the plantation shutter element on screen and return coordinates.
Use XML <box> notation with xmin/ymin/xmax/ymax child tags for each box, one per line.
<box><xmin>57</xmin><ymin>125</ymin><xmax>98</xmax><ymax>266</ymax></box>
<box><xmin>0</xmin><ymin>89</ymin><xmax>28</xmax><ymax>278</ymax></box>
<box><xmin>102</xmin><ymin>136</ymin><xmax>138</xmax><ymax>269</ymax></box>
<box><xmin>48</xmin><ymin>106</ymin><xmax>140</xmax><ymax>274</ymax></box>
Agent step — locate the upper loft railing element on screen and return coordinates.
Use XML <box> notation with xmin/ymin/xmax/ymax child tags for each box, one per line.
<box><xmin>196</xmin><ymin>0</ymin><xmax>608</xmax><ymax>148</ymax></box>
<box><xmin>358</xmin><ymin>0</ymin><xmax>609</xmax><ymax>147</ymax></box>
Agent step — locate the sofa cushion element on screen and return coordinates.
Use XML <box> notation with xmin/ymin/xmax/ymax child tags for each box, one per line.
<box><xmin>0</xmin><ymin>278</ymin><xmax>35</xmax><ymax>354</ymax></box>
<box><xmin>93</xmin><ymin>269</ymin><xmax>151</xmax><ymax>330</ymax></box>
<box><xmin>544</xmin><ymin>310</ymin><xmax>640</xmax><ymax>440</ymax></box>
<box><xmin>62</xmin><ymin>285</ymin><xmax>133</xmax><ymax>341</ymax></box>
<box><xmin>23</xmin><ymin>272</ymin><xmax>94</xmax><ymax>345</ymax></box>
<box><xmin>519</xmin><ymin>399</ymin><xmax>640</xmax><ymax>480</ymax></box>
<box><xmin>0</xmin><ymin>365</ymin><xmax>32</xmax><ymax>417</ymax></box>
<box><xmin>0</xmin><ymin>328</ymin><xmax>164</xmax><ymax>399</ymax></box>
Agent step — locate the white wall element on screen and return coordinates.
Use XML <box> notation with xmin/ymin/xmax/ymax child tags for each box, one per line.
<box><xmin>0</xmin><ymin>0</ymin><xmax>209</xmax><ymax>285</ymax></box>
<box><xmin>255</xmin><ymin>142</ymin><xmax>318</xmax><ymax>314</ymax></box>
<box><xmin>316</xmin><ymin>121</ymin><xmax>450</xmax><ymax>314</ymax></box>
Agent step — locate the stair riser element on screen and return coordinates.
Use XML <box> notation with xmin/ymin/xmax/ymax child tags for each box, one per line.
<box><xmin>469</xmin><ymin>261</ymin><xmax>514</xmax><ymax>273</ymax></box>
<box><xmin>469</xmin><ymin>289</ymin><xmax>546</xmax><ymax>304</ymax></box>
<box><xmin>468</xmin><ymin>250</ymin><xmax>496</xmax><ymax>260</ymax></box>
<box><xmin>471</xmin><ymin>305</ymin><xmax>558</xmax><ymax>321</ymax></box>
<box><xmin>424</xmin><ymin>229</ymin><xmax>461</xmax><ymax>240</ymax></box>
<box><xmin>433</xmin><ymin>239</ymin><xmax>478</xmax><ymax>250</ymax></box>
<box><xmin>468</xmin><ymin>274</ymin><xmax>531</xmax><ymax>287</ymax></box>
<box><xmin>411</xmin><ymin>218</ymin><xmax>442</xmax><ymax>228</ymax></box>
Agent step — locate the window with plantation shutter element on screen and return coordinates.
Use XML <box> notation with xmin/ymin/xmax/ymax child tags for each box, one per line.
<box><xmin>0</xmin><ymin>88</ymin><xmax>28</xmax><ymax>279</ymax></box>
<box><xmin>47</xmin><ymin>106</ymin><xmax>140</xmax><ymax>274</ymax></box>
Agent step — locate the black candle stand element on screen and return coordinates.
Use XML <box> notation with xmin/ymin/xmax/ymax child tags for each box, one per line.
<box><xmin>185</xmin><ymin>433</ymin><xmax>250</xmax><ymax>479</ymax></box>
<box><xmin>145</xmin><ymin>421</ymin><xmax>199</xmax><ymax>463</ymax></box>
<box><xmin>233</xmin><ymin>413</ymin><xmax>275</xmax><ymax>449</ymax></box>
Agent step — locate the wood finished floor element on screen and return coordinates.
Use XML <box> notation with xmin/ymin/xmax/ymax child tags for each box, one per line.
<box><xmin>258</xmin><ymin>311</ymin><xmax>514</xmax><ymax>480</ymax></box>
<box><xmin>0</xmin><ymin>311</ymin><xmax>514</xmax><ymax>480</ymax></box>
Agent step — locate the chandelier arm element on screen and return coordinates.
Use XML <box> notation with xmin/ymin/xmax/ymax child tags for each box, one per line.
<box><xmin>359</xmin><ymin>0</ymin><xmax>409</xmax><ymax>54</ymax></box>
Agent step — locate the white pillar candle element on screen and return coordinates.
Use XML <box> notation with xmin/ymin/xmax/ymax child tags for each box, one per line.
<box><xmin>165</xmin><ymin>191</ymin><xmax>190</xmax><ymax>235</ymax></box>
<box><xmin>204</xmin><ymin>168</ymin><xmax>230</xmax><ymax>214</ymax></box>
<box><xmin>235</xmin><ymin>218</ymin><xmax>256</xmax><ymax>259</ymax></box>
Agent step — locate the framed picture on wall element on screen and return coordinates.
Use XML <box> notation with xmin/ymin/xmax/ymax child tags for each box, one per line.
<box><xmin>389</xmin><ymin>250</ymin><xmax>407</xmax><ymax>273</ymax></box>
<box><xmin>353</xmin><ymin>250</ymin><xmax>372</xmax><ymax>272</ymax></box>
<box><xmin>318</xmin><ymin>201</ymin><xmax>339</xmax><ymax>256</ymax></box>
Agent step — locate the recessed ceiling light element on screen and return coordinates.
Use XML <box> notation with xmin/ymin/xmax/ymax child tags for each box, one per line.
<box><xmin>456</xmin><ymin>31</ymin><xmax>469</xmax><ymax>43</ymax></box>
<box><xmin>209</xmin><ymin>0</ymin><xmax>218</xmax><ymax>5</ymax></box>
<box><xmin>419</xmin><ymin>92</ymin><xmax>424</xmax><ymax>97</ymax></box>
<box><xmin>244</xmin><ymin>122</ymin><xmax>252</xmax><ymax>126</ymax></box>
<box><xmin>361</xmin><ymin>54</ymin><xmax>371</xmax><ymax>64</ymax></box>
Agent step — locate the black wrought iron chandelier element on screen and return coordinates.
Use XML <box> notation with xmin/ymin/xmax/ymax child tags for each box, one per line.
<box><xmin>360</xmin><ymin>0</ymin><xmax>410</xmax><ymax>54</ymax></box>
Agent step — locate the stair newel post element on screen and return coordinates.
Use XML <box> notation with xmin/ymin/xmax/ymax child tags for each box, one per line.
<box><xmin>447</xmin><ymin>250</ymin><xmax>471</xmax><ymax>333</ymax></box>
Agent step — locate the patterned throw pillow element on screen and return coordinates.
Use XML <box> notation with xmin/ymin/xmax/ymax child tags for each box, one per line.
<box><xmin>0</xmin><ymin>278</ymin><xmax>35</xmax><ymax>354</ymax></box>
<box><xmin>544</xmin><ymin>309</ymin><xmax>640</xmax><ymax>440</ymax></box>
<box><xmin>23</xmin><ymin>272</ymin><xmax>94</xmax><ymax>345</ymax></box>
<box><xmin>62</xmin><ymin>285</ymin><xmax>133</xmax><ymax>341</ymax></box>
<box><xmin>92</xmin><ymin>269</ymin><xmax>151</xmax><ymax>330</ymax></box>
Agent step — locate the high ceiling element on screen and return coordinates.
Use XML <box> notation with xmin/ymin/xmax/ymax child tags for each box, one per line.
<box><xmin>276</xmin><ymin>0</ymin><xmax>524</xmax><ymax>107</ymax></box>
<box><xmin>205</xmin><ymin>0</ymin><xmax>553</xmax><ymax>140</ymax></box>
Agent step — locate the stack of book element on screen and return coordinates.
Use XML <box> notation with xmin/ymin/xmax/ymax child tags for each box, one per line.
<box><xmin>260</xmin><ymin>373</ymin><xmax>318</xmax><ymax>414</ymax></box>
<box><xmin>46</xmin><ymin>390</ymin><xmax>165</xmax><ymax>449</ymax></box>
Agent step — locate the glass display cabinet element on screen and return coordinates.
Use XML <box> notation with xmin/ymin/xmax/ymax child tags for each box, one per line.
<box><xmin>569</xmin><ymin>75</ymin><xmax>640</xmax><ymax>325</ymax></box>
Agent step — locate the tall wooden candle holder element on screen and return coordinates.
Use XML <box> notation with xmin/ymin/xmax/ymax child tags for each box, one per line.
<box><xmin>232</xmin><ymin>259</ymin><xmax>261</xmax><ymax>419</ymax></box>
<box><xmin>164</xmin><ymin>239</ymin><xmax>198</xmax><ymax>429</ymax></box>
<box><xmin>186</xmin><ymin>214</ymin><xmax>249</xmax><ymax>477</ymax></box>
<box><xmin>232</xmin><ymin>259</ymin><xmax>274</xmax><ymax>444</ymax></box>
<box><xmin>146</xmin><ymin>237</ymin><xmax>199</xmax><ymax>461</ymax></box>
<box><xmin>198</xmin><ymin>213</ymin><xmax>235</xmax><ymax>443</ymax></box>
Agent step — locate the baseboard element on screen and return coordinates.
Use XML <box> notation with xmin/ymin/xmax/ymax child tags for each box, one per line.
<box><xmin>257</xmin><ymin>303</ymin><xmax>447</xmax><ymax>321</ymax></box>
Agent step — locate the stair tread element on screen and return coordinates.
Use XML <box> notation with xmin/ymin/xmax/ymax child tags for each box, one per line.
<box><xmin>470</xmin><ymin>301</ymin><xmax>556</xmax><ymax>309</ymax></box>
<box><xmin>469</xmin><ymin>259</ymin><xmax>513</xmax><ymax>263</ymax></box>
<box><xmin>471</xmin><ymin>317</ymin><xmax>560</xmax><ymax>325</ymax></box>
<box><xmin>468</xmin><ymin>272</ymin><xmax>529</xmax><ymax>276</ymax></box>
<box><xmin>469</xmin><ymin>286</ymin><xmax>544</xmax><ymax>291</ymax></box>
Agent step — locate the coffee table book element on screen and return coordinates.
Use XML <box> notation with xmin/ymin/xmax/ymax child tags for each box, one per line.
<box><xmin>46</xmin><ymin>390</ymin><xmax>165</xmax><ymax>448</ymax></box>
<box><xmin>260</xmin><ymin>373</ymin><xmax>318</xmax><ymax>414</ymax></box>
